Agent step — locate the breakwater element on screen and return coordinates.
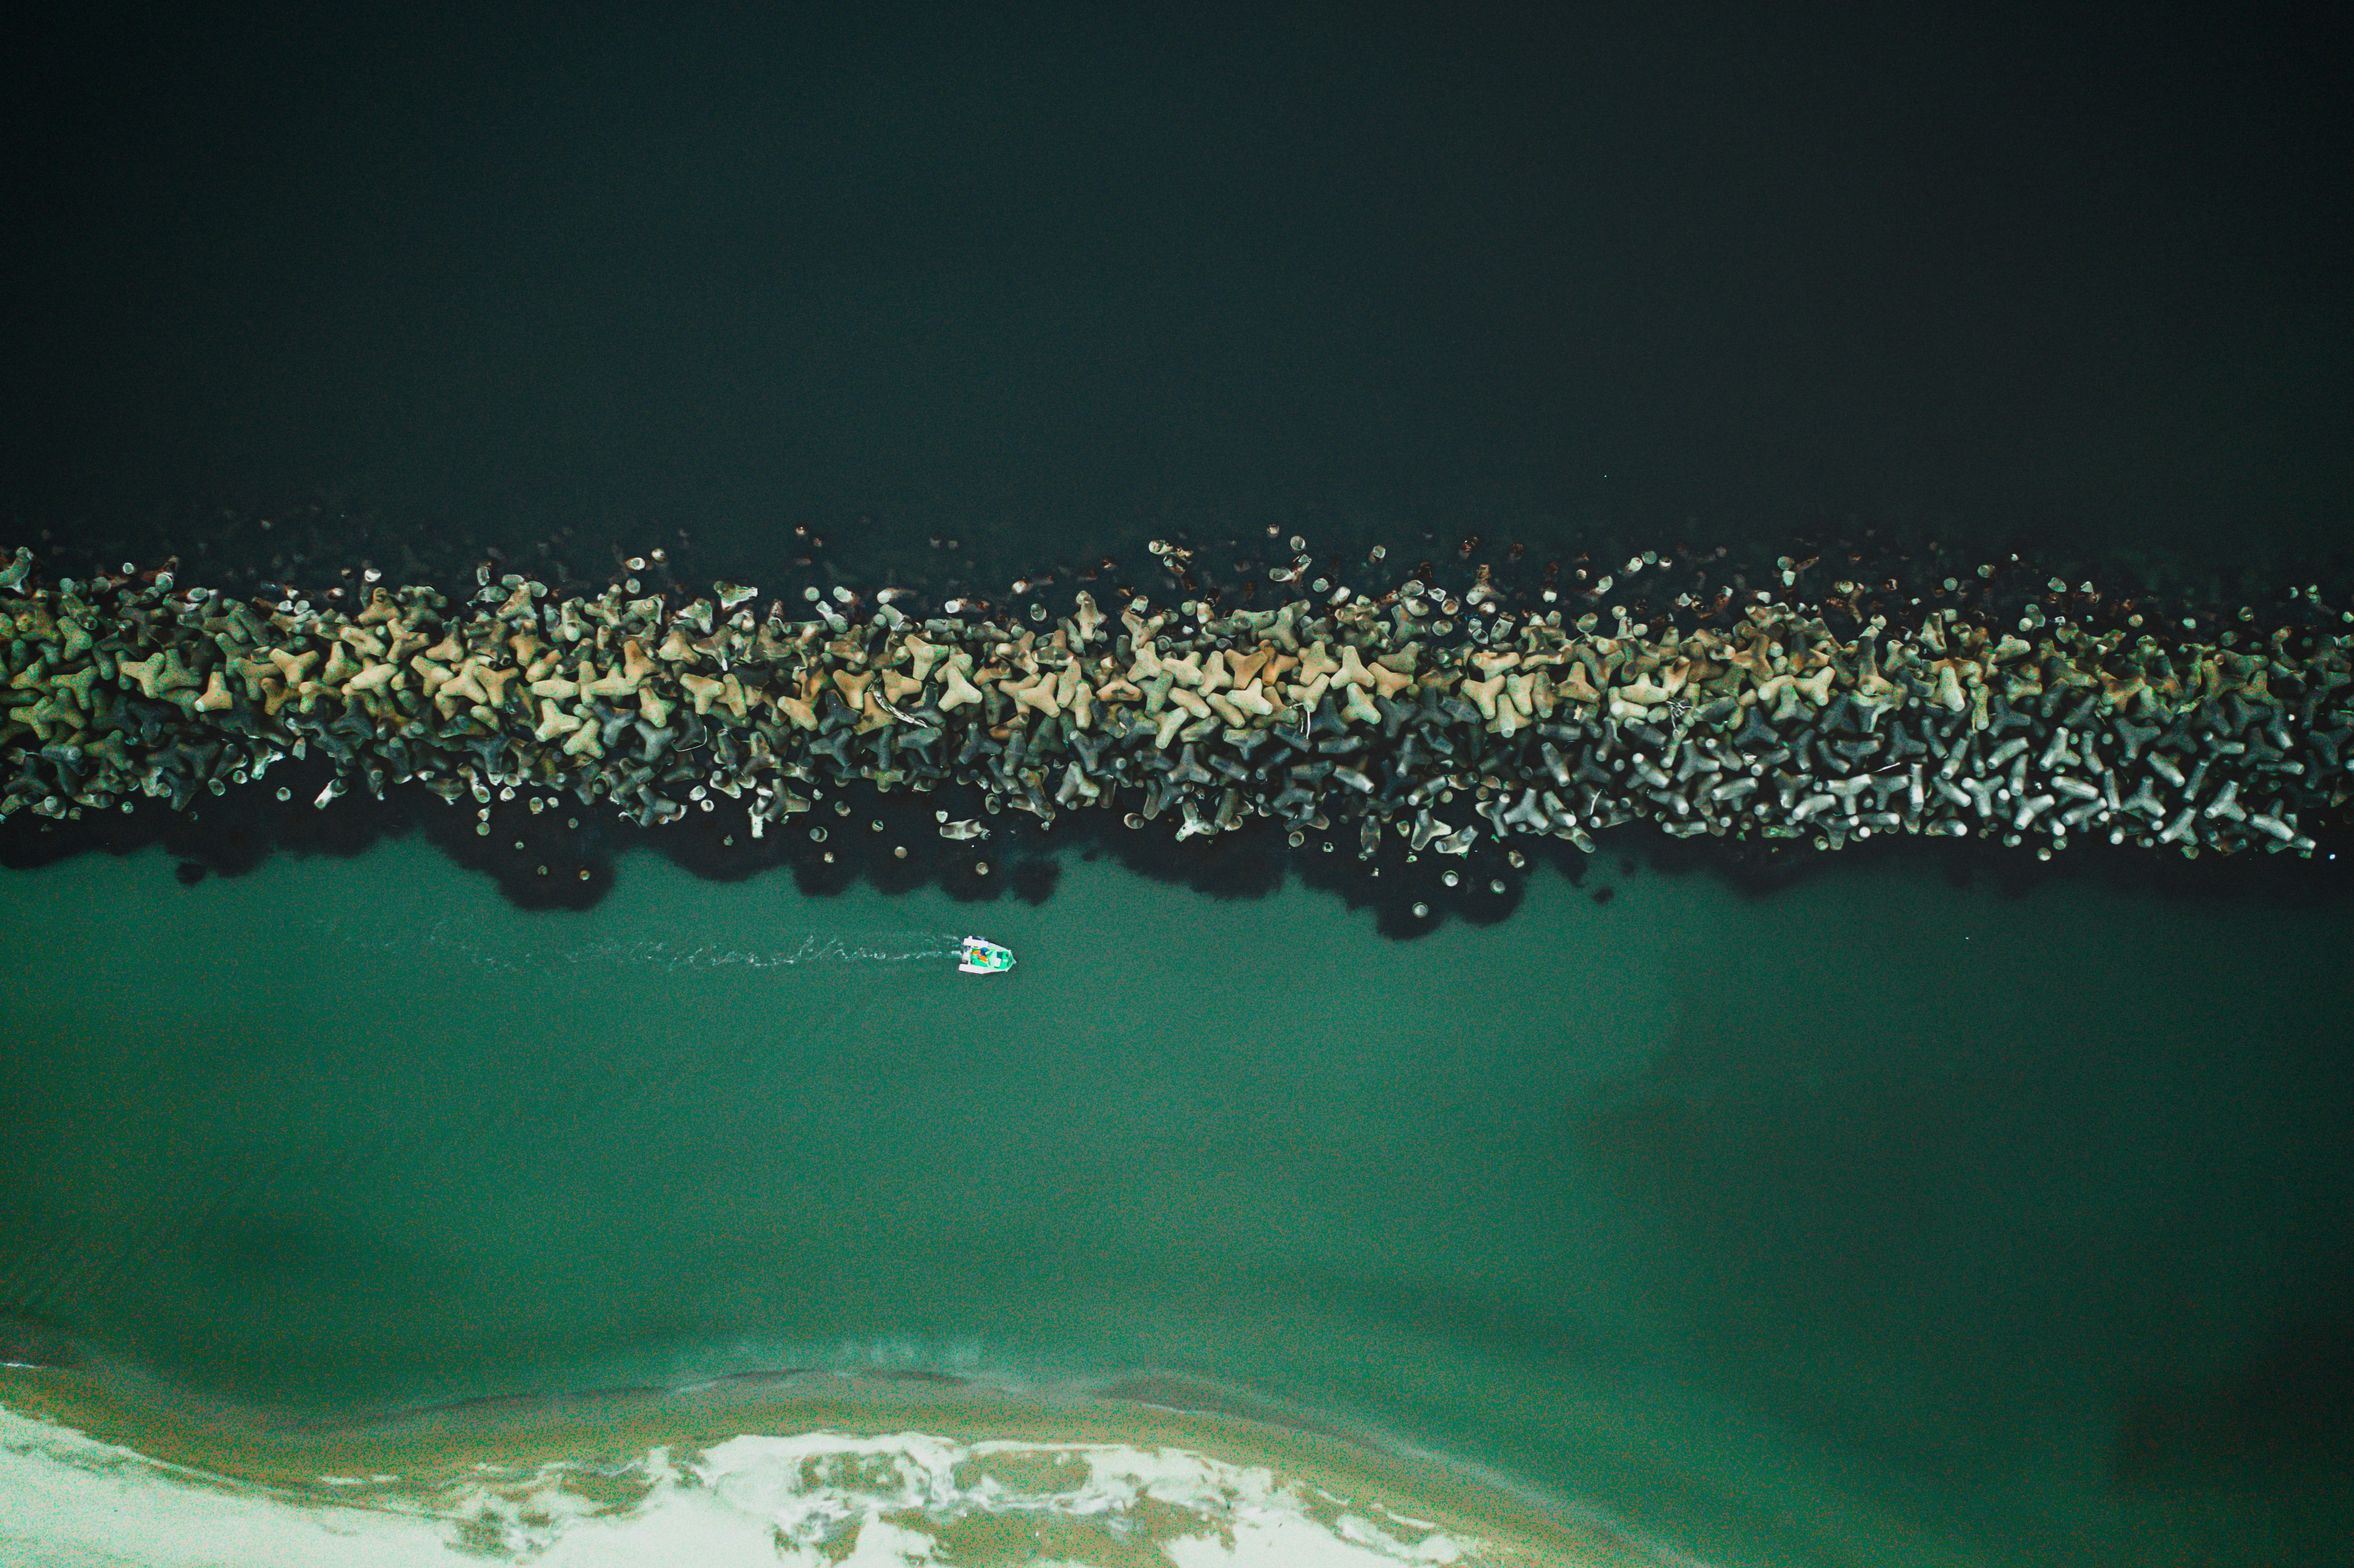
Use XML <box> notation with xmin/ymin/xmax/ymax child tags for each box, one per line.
<box><xmin>3</xmin><ymin>542</ymin><xmax>2348</xmax><ymax>885</ymax></box>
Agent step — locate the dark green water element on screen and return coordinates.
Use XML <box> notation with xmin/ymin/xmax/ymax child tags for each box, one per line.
<box><xmin>4</xmin><ymin>8</ymin><xmax>2346</xmax><ymax>576</ymax></box>
<box><xmin>4</xmin><ymin>6</ymin><xmax>2351</xmax><ymax>1564</ymax></box>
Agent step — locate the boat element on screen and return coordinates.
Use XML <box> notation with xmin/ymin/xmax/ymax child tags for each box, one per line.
<box><xmin>957</xmin><ymin>936</ymin><xmax>1016</xmax><ymax>974</ymax></box>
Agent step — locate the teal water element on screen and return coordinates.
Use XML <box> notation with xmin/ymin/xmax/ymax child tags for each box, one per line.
<box><xmin>6</xmin><ymin>842</ymin><xmax>2351</xmax><ymax>1564</ymax></box>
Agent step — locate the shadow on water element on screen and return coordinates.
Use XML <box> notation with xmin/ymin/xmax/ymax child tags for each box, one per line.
<box><xmin>1565</xmin><ymin>866</ymin><xmax>2354</xmax><ymax>1539</ymax></box>
<box><xmin>8</xmin><ymin>753</ymin><xmax>2352</xmax><ymax>936</ymax></box>
<box><xmin>2112</xmin><ymin>1257</ymin><xmax>2354</xmax><ymax>1491</ymax></box>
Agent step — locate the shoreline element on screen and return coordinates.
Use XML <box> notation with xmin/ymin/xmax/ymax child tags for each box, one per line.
<box><xmin>1</xmin><ymin>1355</ymin><xmax>1674</xmax><ymax>1567</ymax></box>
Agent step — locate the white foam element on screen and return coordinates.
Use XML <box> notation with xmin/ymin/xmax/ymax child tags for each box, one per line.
<box><xmin>1</xmin><ymin>1404</ymin><xmax>1519</xmax><ymax>1567</ymax></box>
<box><xmin>451</xmin><ymin>1430</ymin><xmax>1494</xmax><ymax>1565</ymax></box>
<box><xmin>0</xmin><ymin>1405</ymin><xmax>434</xmax><ymax>1567</ymax></box>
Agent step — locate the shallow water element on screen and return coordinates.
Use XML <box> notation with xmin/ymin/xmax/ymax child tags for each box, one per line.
<box><xmin>0</xmin><ymin>1384</ymin><xmax>1637</xmax><ymax>1568</ymax></box>
<box><xmin>6</xmin><ymin>839</ymin><xmax>2352</xmax><ymax>1563</ymax></box>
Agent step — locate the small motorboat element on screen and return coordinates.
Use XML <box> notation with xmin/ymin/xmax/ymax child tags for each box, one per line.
<box><xmin>957</xmin><ymin>936</ymin><xmax>1016</xmax><ymax>975</ymax></box>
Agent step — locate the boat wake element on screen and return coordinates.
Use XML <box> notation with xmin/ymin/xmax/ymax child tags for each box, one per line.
<box><xmin>324</xmin><ymin>917</ymin><xmax>966</xmax><ymax>975</ymax></box>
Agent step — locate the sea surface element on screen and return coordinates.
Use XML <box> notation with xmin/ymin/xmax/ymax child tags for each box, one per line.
<box><xmin>6</xmin><ymin>836</ymin><xmax>2353</xmax><ymax>1563</ymax></box>
<box><xmin>3</xmin><ymin>4</ymin><xmax>2351</xmax><ymax>1564</ymax></box>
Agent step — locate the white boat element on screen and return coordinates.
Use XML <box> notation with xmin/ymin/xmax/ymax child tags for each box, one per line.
<box><xmin>957</xmin><ymin>936</ymin><xmax>1015</xmax><ymax>974</ymax></box>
